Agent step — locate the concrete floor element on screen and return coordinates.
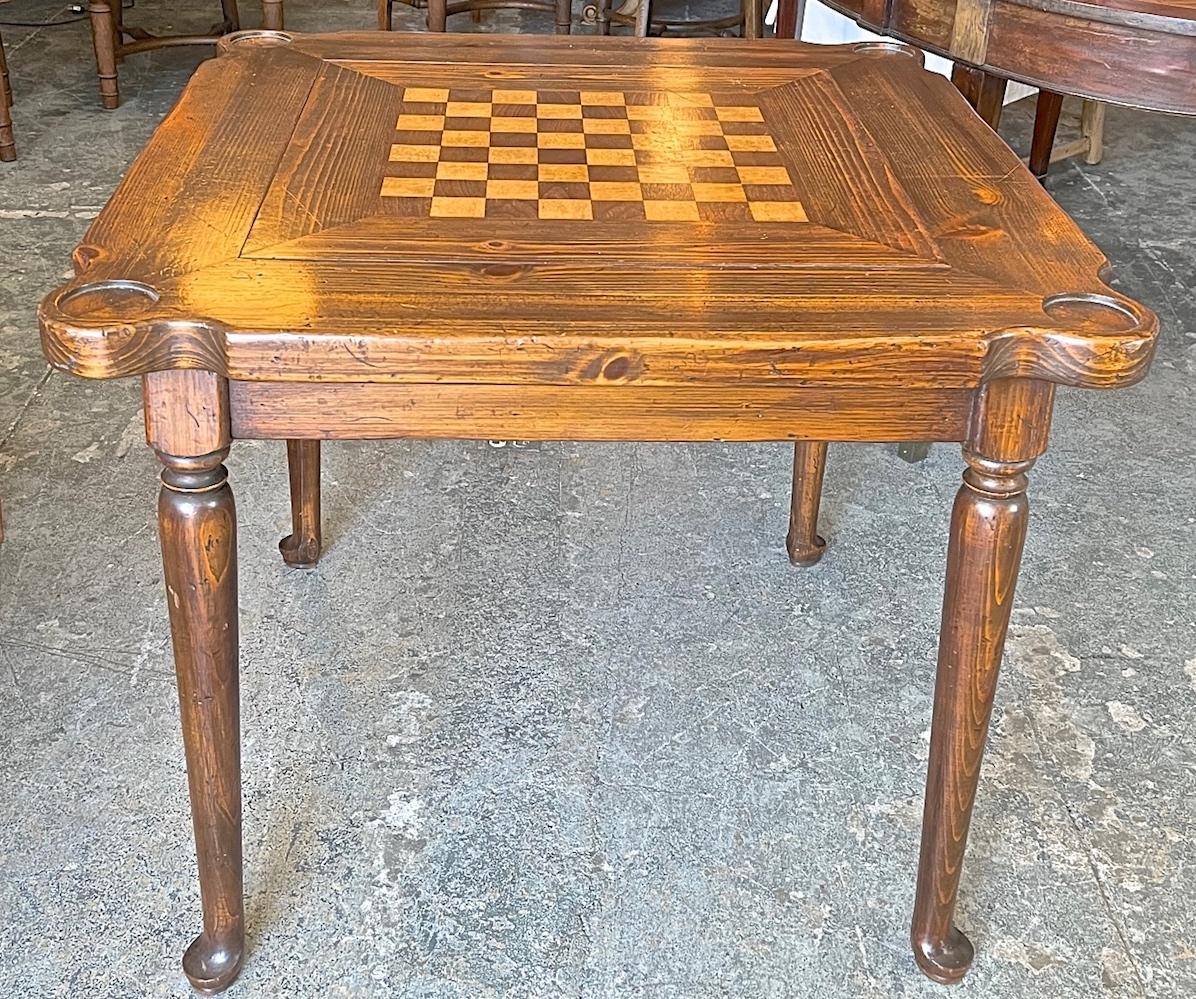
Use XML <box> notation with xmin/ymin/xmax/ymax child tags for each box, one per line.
<box><xmin>1</xmin><ymin>2</ymin><xmax>1194</xmax><ymax>997</ymax></box>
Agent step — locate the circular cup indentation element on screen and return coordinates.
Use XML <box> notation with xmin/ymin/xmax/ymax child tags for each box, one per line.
<box><xmin>852</xmin><ymin>41</ymin><xmax>924</xmax><ymax>64</ymax></box>
<box><xmin>57</xmin><ymin>280</ymin><xmax>160</xmax><ymax>321</ymax></box>
<box><xmin>1041</xmin><ymin>292</ymin><xmax>1142</xmax><ymax>334</ymax></box>
<box><xmin>218</xmin><ymin>29</ymin><xmax>293</xmax><ymax>52</ymax></box>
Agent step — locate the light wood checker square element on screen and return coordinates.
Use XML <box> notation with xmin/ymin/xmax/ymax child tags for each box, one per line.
<box><xmin>381</xmin><ymin>85</ymin><xmax>807</xmax><ymax>224</ymax></box>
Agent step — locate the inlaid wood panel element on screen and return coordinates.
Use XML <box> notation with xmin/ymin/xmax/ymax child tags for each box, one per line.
<box><xmin>380</xmin><ymin>86</ymin><xmax>808</xmax><ymax>224</ymax></box>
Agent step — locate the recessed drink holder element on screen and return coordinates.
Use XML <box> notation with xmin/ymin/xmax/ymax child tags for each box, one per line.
<box><xmin>1042</xmin><ymin>292</ymin><xmax>1144</xmax><ymax>334</ymax></box>
<box><xmin>853</xmin><ymin>41</ymin><xmax>924</xmax><ymax>65</ymax></box>
<box><xmin>57</xmin><ymin>280</ymin><xmax>160</xmax><ymax>321</ymax></box>
<box><xmin>217</xmin><ymin>30</ymin><xmax>294</xmax><ymax>55</ymax></box>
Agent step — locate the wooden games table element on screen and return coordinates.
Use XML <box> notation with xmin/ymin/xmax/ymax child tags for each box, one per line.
<box><xmin>38</xmin><ymin>31</ymin><xmax>1157</xmax><ymax>994</ymax></box>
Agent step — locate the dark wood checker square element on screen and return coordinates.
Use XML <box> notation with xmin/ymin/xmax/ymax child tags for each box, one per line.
<box><xmin>37</xmin><ymin>30</ymin><xmax>1158</xmax><ymax>998</ymax></box>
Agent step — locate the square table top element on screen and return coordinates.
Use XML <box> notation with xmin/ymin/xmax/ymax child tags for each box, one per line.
<box><xmin>39</xmin><ymin>32</ymin><xmax>1156</xmax><ymax>392</ymax></box>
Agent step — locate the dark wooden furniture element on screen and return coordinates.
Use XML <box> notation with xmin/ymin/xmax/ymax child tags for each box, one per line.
<box><xmin>378</xmin><ymin>0</ymin><xmax>573</xmax><ymax>33</ymax></box>
<box><xmin>87</xmin><ymin>0</ymin><xmax>285</xmax><ymax>109</ymax></box>
<box><xmin>0</xmin><ymin>28</ymin><xmax>14</xmax><ymax>162</ymax></box>
<box><xmin>792</xmin><ymin>0</ymin><xmax>1196</xmax><ymax>176</ymax></box>
<box><xmin>589</xmin><ymin>0</ymin><xmax>764</xmax><ymax>37</ymax></box>
<box><xmin>39</xmin><ymin>30</ymin><xmax>1157</xmax><ymax>993</ymax></box>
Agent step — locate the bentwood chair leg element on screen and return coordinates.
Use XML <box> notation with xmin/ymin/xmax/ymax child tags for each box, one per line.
<box><xmin>555</xmin><ymin>0</ymin><xmax>573</xmax><ymax>33</ymax></box>
<box><xmin>428</xmin><ymin>0</ymin><xmax>448</xmax><ymax>31</ymax></box>
<box><xmin>911</xmin><ymin>379</ymin><xmax>1049</xmax><ymax>985</ymax></box>
<box><xmin>261</xmin><ymin>0</ymin><xmax>284</xmax><ymax>30</ymax></box>
<box><xmin>786</xmin><ymin>441</ymin><xmax>828</xmax><ymax>566</ymax></box>
<box><xmin>0</xmin><ymin>31</ymin><xmax>14</xmax><ymax>162</ymax></box>
<box><xmin>378</xmin><ymin>0</ymin><xmax>393</xmax><ymax>29</ymax></box>
<box><xmin>1030</xmin><ymin>90</ymin><xmax>1064</xmax><ymax>181</ymax></box>
<box><xmin>157</xmin><ymin>447</ymin><xmax>244</xmax><ymax>995</ymax></box>
<box><xmin>280</xmin><ymin>440</ymin><xmax>322</xmax><ymax>569</ymax></box>
<box><xmin>87</xmin><ymin>1</ymin><xmax>121</xmax><ymax>110</ymax></box>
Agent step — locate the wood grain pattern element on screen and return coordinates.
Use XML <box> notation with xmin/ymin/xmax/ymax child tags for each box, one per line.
<box><xmin>949</xmin><ymin>0</ymin><xmax>993</xmax><ymax>62</ymax></box>
<box><xmin>229</xmin><ymin>382</ymin><xmax>974</xmax><ymax>441</ymax></box>
<box><xmin>144</xmin><ymin>369</ymin><xmax>231</xmax><ymax>458</ymax></box>
<box><xmin>39</xmin><ymin>34</ymin><xmax>1155</xmax><ymax>392</ymax></box>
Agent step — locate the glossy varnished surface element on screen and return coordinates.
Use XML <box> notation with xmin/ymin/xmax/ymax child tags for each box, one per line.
<box><xmin>39</xmin><ymin>32</ymin><xmax>1154</xmax><ymax>392</ymax></box>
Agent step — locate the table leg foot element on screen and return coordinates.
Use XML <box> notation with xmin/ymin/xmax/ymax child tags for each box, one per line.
<box><xmin>183</xmin><ymin>930</ymin><xmax>245</xmax><ymax>995</ymax></box>
<box><xmin>158</xmin><ymin>448</ymin><xmax>244</xmax><ymax>997</ymax></box>
<box><xmin>280</xmin><ymin>439</ymin><xmax>322</xmax><ymax>568</ymax></box>
<box><xmin>786</xmin><ymin>441</ymin><xmax>828</xmax><ymax>566</ymax></box>
<box><xmin>913</xmin><ymin>925</ymin><xmax>975</xmax><ymax>985</ymax></box>
<box><xmin>897</xmin><ymin>442</ymin><xmax>931</xmax><ymax>463</ymax></box>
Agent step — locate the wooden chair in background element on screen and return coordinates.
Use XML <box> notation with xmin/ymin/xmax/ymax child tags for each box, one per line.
<box><xmin>590</xmin><ymin>0</ymin><xmax>764</xmax><ymax>37</ymax></box>
<box><xmin>378</xmin><ymin>0</ymin><xmax>573</xmax><ymax>33</ymax></box>
<box><xmin>776</xmin><ymin>0</ymin><xmax>1104</xmax><ymax>180</ymax></box>
<box><xmin>0</xmin><ymin>27</ymin><xmax>14</xmax><ymax>162</ymax></box>
<box><xmin>86</xmin><ymin>0</ymin><xmax>285</xmax><ymax>109</ymax></box>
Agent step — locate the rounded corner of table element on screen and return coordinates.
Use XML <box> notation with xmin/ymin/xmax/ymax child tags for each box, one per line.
<box><xmin>981</xmin><ymin>284</ymin><xmax>1159</xmax><ymax>388</ymax></box>
<box><xmin>38</xmin><ymin>277</ymin><xmax>227</xmax><ymax>381</ymax></box>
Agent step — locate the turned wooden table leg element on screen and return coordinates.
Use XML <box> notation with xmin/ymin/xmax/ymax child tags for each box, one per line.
<box><xmin>786</xmin><ymin>441</ymin><xmax>828</xmax><ymax>566</ymax></box>
<box><xmin>87</xmin><ymin>1</ymin><xmax>120</xmax><ymax>110</ymax></box>
<box><xmin>261</xmin><ymin>0</ymin><xmax>284</xmax><ymax>30</ymax></box>
<box><xmin>912</xmin><ymin>379</ymin><xmax>1052</xmax><ymax>984</ymax></box>
<box><xmin>145</xmin><ymin>371</ymin><xmax>243</xmax><ymax>995</ymax></box>
<box><xmin>158</xmin><ymin>448</ymin><xmax>243</xmax><ymax>995</ymax></box>
<box><xmin>280</xmin><ymin>439</ymin><xmax>322</xmax><ymax>568</ymax></box>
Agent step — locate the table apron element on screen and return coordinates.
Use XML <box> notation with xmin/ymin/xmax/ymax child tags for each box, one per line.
<box><xmin>228</xmin><ymin>381</ymin><xmax>973</xmax><ymax>443</ymax></box>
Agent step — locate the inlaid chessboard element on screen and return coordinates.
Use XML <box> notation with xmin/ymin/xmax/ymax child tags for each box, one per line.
<box><xmin>381</xmin><ymin>86</ymin><xmax>809</xmax><ymax>223</ymax></box>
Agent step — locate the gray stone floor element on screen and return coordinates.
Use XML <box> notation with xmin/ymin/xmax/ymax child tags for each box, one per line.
<box><xmin>1</xmin><ymin>2</ymin><xmax>1194</xmax><ymax>997</ymax></box>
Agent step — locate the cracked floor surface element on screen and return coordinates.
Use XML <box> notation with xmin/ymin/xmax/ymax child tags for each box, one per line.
<box><xmin>1</xmin><ymin>2</ymin><xmax>1194</xmax><ymax>997</ymax></box>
